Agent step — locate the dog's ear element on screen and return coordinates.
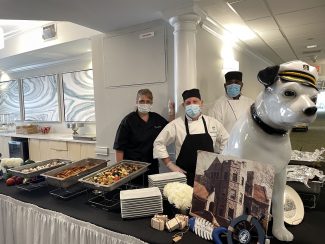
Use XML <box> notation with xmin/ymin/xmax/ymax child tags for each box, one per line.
<box><xmin>257</xmin><ymin>65</ymin><xmax>280</xmax><ymax>87</ymax></box>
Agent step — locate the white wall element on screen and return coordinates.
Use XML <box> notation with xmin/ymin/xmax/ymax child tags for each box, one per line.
<box><xmin>196</xmin><ymin>27</ymin><xmax>272</xmax><ymax>112</ymax></box>
<box><xmin>92</xmin><ymin>21</ymin><xmax>174</xmax><ymax>161</ymax></box>
<box><xmin>91</xmin><ymin>19</ymin><xmax>276</xmax><ymax>162</ymax></box>
<box><xmin>0</xmin><ymin>22</ymin><xmax>100</xmax><ymax>59</ymax></box>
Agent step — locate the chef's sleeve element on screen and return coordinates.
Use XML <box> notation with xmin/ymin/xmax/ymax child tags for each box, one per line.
<box><xmin>153</xmin><ymin>122</ymin><xmax>176</xmax><ymax>159</ymax></box>
<box><xmin>213</xmin><ymin>122</ymin><xmax>229</xmax><ymax>153</ymax></box>
<box><xmin>113</xmin><ymin>118</ymin><xmax>130</xmax><ymax>151</ymax></box>
<box><xmin>208</xmin><ymin>102</ymin><xmax>223</xmax><ymax>124</ymax></box>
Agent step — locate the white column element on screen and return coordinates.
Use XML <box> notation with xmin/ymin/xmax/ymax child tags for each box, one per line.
<box><xmin>169</xmin><ymin>13</ymin><xmax>201</xmax><ymax>110</ymax></box>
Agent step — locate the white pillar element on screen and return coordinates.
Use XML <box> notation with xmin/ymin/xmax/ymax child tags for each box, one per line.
<box><xmin>169</xmin><ymin>13</ymin><xmax>201</xmax><ymax>111</ymax></box>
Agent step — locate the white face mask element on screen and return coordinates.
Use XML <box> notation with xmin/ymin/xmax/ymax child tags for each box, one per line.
<box><xmin>137</xmin><ymin>104</ymin><xmax>152</xmax><ymax>113</ymax></box>
<box><xmin>185</xmin><ymin>104</ymin><xmax>201</xmax><ymax>118</ymax></box>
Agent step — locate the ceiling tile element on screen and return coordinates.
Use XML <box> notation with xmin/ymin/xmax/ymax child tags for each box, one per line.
<box><xmin>230</xmin><ymin>0</ymin><xmax>270</xmax><ymax>21</ymax></box>
<box><xmin>246</xmin><ymin>17</ymin><xmax>278</xmax><ymax>33</ymax></box>
<box><xmin>275</xmin><ymin>6</ymin><xmax>325</xmax><ymax>28</ymax></box>
<box><xmin>283</xmin><ymin>22</ymin><xmax>325</xmax><ymax>39</ymax></box>
<box><xmin>257</xmin><ymin>29</ymin><xmax>284</xmax><ymax>41</ymax></box>
<box><xmin>271</xmin><ymin>45</ymin><xmax>297</xmax><ymax>60</ymax></box>
<box><xmin>266</xmin><ymin>0</ymin><xmax>325</xmax><ymax>15</ymax></box>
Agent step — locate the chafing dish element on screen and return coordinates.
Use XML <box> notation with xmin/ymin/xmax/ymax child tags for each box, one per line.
<box><xmin>41</xmin><ymin>158</ymin><xmax>108</xmax><ymax>188</ymax></box>
<box><xmin>78</xmin><ymin>160</ymin><xmax>150</xmax><ymax>192</ymax></box>
<box><xmin>8</xmin><ymin>159</ymin><xmax>71</xmax><ymax>178</ymax></box>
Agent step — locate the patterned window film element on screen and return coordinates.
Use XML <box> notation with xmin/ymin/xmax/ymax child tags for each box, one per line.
<box><xmin>0</xmin><ymin>80</ymin><xmax>21</xmax><ymax>121</ymax></box>
<box><xmin>22</xmin><ymin>75</ymin><xmax>60</xmax><ymax>122</ymax></box>
<box><xmin>62</xmin><ymin>69</ymin><xmax>95</xmax><ymax>122</ymax></box>
<box><xmin>317</xmin><ymin>80</ymin><xmax>325</xmax><ymax>112</ymax></box>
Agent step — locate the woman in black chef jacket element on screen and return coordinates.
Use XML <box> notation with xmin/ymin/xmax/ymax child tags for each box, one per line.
<box><xmin>113</xmin><ymin>89</ymin><xmax>174</xmax><ymax>186</ymax></box>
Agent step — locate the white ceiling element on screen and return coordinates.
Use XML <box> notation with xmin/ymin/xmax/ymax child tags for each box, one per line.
<box><xmin>0</xmin><ymin>0</ymin><xmax>325</xmax><ymax>70</ymax></box>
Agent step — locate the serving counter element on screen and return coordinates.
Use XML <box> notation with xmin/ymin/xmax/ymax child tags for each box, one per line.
<box><xmin>0</xmin><ymin>182</ymin><xmax>324</xmax><ymax>244</ymax></box>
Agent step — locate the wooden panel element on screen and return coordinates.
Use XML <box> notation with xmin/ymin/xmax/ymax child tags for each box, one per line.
<box><xmin>39</xmin><ymin>140</ymin><xmax>50</xmax><ymax>161</ymax></box>
<box><xmin>80</xmin><ymin>143</ymin><xmax>95</xmax><ymax>159</ymax></box>
<box><xmin>49</xmin><ymin>141</ymin><xmax>68</xmax><ymax>151</ymax></box>
<box><xmin>0</xmin><ymin>136</ymin><xmax>11</xmax><ymax>158</ymax></box>
<box><xmin>49</xmin><ymin>149</ymin><xmax>68</xmax><ymax>160</ymax></box>
<box><xmin>67</xmin><ymin>142</ymin><xmax>81</xmax><ymax>161</ymax></box>
<box><xmin>28</xmin><ymin>139</ymin><xmax>40</xmax><ymax>161</ymax></box>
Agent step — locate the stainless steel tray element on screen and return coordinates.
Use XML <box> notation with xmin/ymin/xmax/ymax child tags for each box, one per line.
<box><xmin>41</xmin><ymin>158</ymin><xmax>108</xmax><ymax>188</ymax></box>
<box><xmin>8</xmin><ymin>159</ymin><xmax>71</xmax><ymax>178</ymax></box>
<box><xmin>79</xmin><ymin>160</ymin><xmax>150</xmax><ymax>192</ymax></box>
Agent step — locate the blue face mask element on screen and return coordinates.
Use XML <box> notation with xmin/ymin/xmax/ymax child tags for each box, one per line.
<box><xmin>226</xmin><ymin>84</ymin><xmax>241</xmax><ymax>98</ymax></box>
<box><xmin>185</xmin><ymin>104</ymin><xmax>201</xmax><ymax>118</ymax></box>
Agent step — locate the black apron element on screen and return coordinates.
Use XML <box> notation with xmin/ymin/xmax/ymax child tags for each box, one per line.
<box><xmin>176</xmin><ymin>116</ymin><xmax>214</xmax><ymax>186</ymax></box>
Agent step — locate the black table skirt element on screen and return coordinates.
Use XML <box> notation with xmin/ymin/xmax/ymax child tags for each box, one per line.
<box><xmin>0</xmin><ymin>182</ymin><xmax>324</xmax><ymax>244</ymax></box>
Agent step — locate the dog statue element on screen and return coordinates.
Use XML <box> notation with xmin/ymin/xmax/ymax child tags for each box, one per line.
<box><xmin>222</xmin><ymin>60</ymin><xmax>319</xmax><ymax>241</ymax></box>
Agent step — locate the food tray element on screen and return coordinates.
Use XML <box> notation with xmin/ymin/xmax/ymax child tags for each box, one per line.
<box><xmin>287</xmin><ymin>181</ymin><xmax>323</xmax><ymax>194</ymax></box>
<box><xmin>41</xmin><ymin>158</ymin><xmax>108</xmax><ymax>188</ymax></box>
<box><xmin>79</xmin><ymin>160</ymin><xmax>150</xmax><ymax>192</ymax></box>
<box><xmin>8</xmin><ymin>159</ymin><xmax>71</xmax><ymax>178</ymax></box>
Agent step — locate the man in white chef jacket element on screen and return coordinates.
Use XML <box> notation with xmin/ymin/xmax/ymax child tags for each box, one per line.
<box><xmin>153</xmin><ymin>88</ymin><xmax>228</xmax><ymax>186</ymax></box>
<box><xmin>208</xmin><ymin>71</ymin><xmax>254</xmax><ymax>133</ymax></box>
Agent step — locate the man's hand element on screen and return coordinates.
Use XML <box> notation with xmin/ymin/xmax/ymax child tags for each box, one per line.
<box><xmin>166</xmin><ymin>162</ymin><xmax>186</xmax><ymax>174</ymax></box>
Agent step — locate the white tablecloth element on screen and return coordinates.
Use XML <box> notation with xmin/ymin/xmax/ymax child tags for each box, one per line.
<box><xmin>0</xmin><ymin>194</ymin><xmax>147</xmax><ymax>244</ymax></box>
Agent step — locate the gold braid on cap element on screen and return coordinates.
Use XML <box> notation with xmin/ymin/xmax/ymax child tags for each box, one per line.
<box><xmin>278</xmin><ymin>70</ymin><xmax>317</xmax><ymax>89</ymax></box>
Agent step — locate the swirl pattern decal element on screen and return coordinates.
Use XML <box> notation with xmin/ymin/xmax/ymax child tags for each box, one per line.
<box><xmin>63</xmin><ymin>70</ymin><xmax>95</xmax><ymax>122</ymax></box>
<box><xmin>0</xmin><ymin>80</ymin><xmax>21</xmax><ymax>121</ymax></box>
<box><xmin>23</xmin><ymin>75</ymin><xmax>60</xmax><ymax>121</ymax></box>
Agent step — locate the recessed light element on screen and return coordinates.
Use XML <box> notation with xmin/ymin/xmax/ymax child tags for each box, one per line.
<box><xmin>306</xmin><ymin>44</ymin><xmax>317</xmax><ymax>49</ymax></box>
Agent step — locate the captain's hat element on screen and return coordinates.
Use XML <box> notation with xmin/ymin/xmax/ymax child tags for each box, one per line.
<box><xmin>278</xmin><ymin>60</ymin><xmax>318</xmax><ymax>89</ymax></box>
<box><xmin>257</xmin><ymin>60</ymin><xmax>319</xmax><ymax>90</ymax></box>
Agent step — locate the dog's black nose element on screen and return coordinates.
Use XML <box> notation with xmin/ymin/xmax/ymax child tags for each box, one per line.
<box><xmin>303</xmin><ymin>106</ymin><xmax>317</xmax><ymax>116</ymax></box>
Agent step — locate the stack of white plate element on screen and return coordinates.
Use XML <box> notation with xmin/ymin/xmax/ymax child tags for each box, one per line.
<box><xmin>120</xmin><ymin>187</ymin><xmax>163</xmax><ymax>219</ymax></box>
<box><xmin>148</xmin><ymin>172</ymin><xmax>187</xmax><ymax>194</ymax></box>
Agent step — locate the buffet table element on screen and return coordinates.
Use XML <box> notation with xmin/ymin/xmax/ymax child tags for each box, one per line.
<box><xmin>0</xmin><ymin>182</ymin><xmax>324</xmax><ymax>244</ymax></box>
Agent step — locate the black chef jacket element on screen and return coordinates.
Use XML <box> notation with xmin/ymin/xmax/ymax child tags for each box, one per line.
<box><xmin>113</xmin><ymin>111</ymin><xmax>168</xmax><ymax>170</ymax></box>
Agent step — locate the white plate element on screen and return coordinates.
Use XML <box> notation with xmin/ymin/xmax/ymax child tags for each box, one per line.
<box><xmin>121</xmin><ymin>201</ymin><xmax>162</xmax><ymax>209</ymax></box>
<box><xmin>120</xmin><ymin>187</ymin><xmax>161</xmax><ymax>200</ymax></box>
<box><xmin>148</xmin><ymin>172</ymin><xmax>186</xmax><ymax>181</ymax></box>
<box><xmin>120</xmin><ymin>196</ymin><xmax>162</xmax><ymax>203</ymax></box>
<box><xmin>283</xmin><ymin>185</ymin><xmax>304</xmax><ymax>225</ymax></box>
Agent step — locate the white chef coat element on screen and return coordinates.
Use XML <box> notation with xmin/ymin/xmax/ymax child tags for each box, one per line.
<box><xmin>208</xmin><ymin>95</ymin><xmax>254</xmax><ymax>133</ymax></box>
<box><xmin>153</xmin><ymin>114</ymin><xmax>229</xmax><ymax>160</ymax></box>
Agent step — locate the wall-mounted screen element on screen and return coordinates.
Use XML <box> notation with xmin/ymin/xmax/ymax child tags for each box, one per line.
<box><xmin>22</xmin><ymin>75</ymin><xmax>60</xmax><ymax>122</ymax></box>
<box><xmin>0</xmin><ymin>80</ymin><xmax>21</xmax><ymax>121</ymax></box>
<box><xmin>62</xmin><ymin>69</ymin><xmax>95</xmax><ymax>122</ymax></box>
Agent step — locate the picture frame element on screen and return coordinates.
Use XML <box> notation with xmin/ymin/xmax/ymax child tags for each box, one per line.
<box><xmin>191</xmin><ymin>151</ymin><xmax>275</xmax><ymax>231</ymax></box>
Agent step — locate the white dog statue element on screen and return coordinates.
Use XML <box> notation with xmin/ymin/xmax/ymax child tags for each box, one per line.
<box><xmin>223</xmin><ymin>60</ymin><xmax>319</xmax><ymax>241</ymax></box>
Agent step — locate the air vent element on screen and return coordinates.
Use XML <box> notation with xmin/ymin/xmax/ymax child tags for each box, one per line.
<box><xmin>302</xmin><ymin>49</ymin><xmax>322</xmax><ymax>55</ymax></box>
<box><xmin>42</xmin><ymin>23</ymin><xmax>57</xmax><ymax>41</ymax></box>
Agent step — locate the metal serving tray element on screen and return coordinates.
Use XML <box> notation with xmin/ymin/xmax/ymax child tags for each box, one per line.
<box><xmin>8</xmin><ymin>159</ymin><xmax>71</xmax><ymax>178</ymax></box>
<box><xmin>79</xmin><ymin>160</ymin><xmax>150</xmax><ymax>192</ymax></box>
<box><xmin>41</xmin><ymin>158</ymin><xmax>108</xmax><ymax>188</ymax></box>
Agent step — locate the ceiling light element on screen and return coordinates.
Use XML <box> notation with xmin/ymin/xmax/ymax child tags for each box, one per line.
<box><xmin>226</xmin><ymin>2</ymin><xmax>239</xmax><ymax>15</ymax></box>
<box><xmin>224</xmin><ymin>24</ymin><xmax>256</xmax><ymax>41</ymax></box>
<box><xmin>306</xmin><ymin>44</ymin><xmax>317</xmax><ymax>49</ymax></box>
